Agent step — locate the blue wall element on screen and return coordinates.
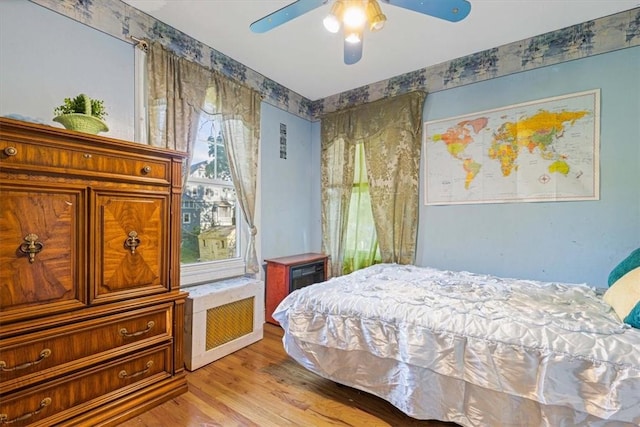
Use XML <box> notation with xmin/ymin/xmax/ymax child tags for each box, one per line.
<box><xmin>416</xmin><ymin>47</ymin><xmax>640</xmax><ymax>287</ymax></box>
<box><xmin>259</xmin><ymin>103</ymin><xmax>321</xmax><ymax>261</ymax></box>
<box><xmin>0</xmin><ymin>0</ymin><xmax>134</xmax><ymax>140</ymax></box>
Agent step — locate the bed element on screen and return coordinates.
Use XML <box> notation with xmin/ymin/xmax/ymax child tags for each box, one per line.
<box><xmin>272</xmin><ymin>263</ymin><xmax>640</xmax><ymax>427</ymax></box>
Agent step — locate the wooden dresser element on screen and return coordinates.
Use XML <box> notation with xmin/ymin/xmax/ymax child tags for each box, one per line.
<box><xmin>0</xmin><ymin>118</ymin><xmax>188</xmax><ymax>426</ymax></box>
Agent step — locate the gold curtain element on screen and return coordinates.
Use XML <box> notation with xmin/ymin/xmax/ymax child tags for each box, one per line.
<box><xmin>147</xmin><ymin>42</ymin><xmax>262</xmax><ymax>274</ymax></box>
<box><xmin>147</xmin><ymin>43</ymin><xmax>209</xmax><ymax>155</ymax></box>
<box><xmin>321</xmin><ymin>91</ymin><xmax>426</xmax><ymax>275</ymax></box>
<box><xmin>320</xmin><ymin>135</ymin><xmax>356</xmax><ymax>277</ymax></box>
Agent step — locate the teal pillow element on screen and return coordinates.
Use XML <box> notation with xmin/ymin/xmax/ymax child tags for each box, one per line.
<box><xmin>624</xmin><ymin>302</ymin><xmax>640</xmax><ymax>328</ymax></box>
<box><xmin>608</xmin><ymin>248</ymin><xmax>640</xmax><ymax>287</ymax></box>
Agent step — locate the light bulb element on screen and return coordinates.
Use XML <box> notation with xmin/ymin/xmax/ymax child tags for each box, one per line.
<box><xmin>323</xmin><ymin>14</ymin><xmax>341</xmax><ymax>33</ymax></box>
<box><xmin>366</xmin><ymin>0</ymin><xmax>386</xmax><ymax>31</ymax></box>
<box><xmin>323</xmin><ymin>1</ymin><xmax>344</xmax><ymax>33</ymax></box>
<box><xmin>343</xmin><ymin>3</ymin><xmax>366</xmax><ymax>29</ymax></box>
<box><xmin>345</xmin><ymin>29</ymin><xmax>362</xmax><ymax>44</ymax></box>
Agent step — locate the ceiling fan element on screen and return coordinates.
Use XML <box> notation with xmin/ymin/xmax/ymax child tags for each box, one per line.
<box><xmin>250</xmin><ymin>0</ymin><xmax>471</xmax><ymax>65</ymax></box>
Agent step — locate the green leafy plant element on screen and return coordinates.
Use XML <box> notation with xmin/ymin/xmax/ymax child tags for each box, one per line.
<box><xmin>53</xmin><ymin>94</ymin><xmax>107</xmax><ymax>120</ymax></box>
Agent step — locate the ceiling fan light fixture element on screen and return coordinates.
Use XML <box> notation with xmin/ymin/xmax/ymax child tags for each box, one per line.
<box><xmin>323</xmin><ymin>1</ymin><xmax>344</xmax><ymax>33</ymax></box>
<box><xmin>251</xmin><ymin>0</ymin><xmax>472</xmax><ymax>65</ymax></box>
<box><xmin>366</xmin><ymin>0</ymin><xmax>386</xmax><ymax>31</ymax></box>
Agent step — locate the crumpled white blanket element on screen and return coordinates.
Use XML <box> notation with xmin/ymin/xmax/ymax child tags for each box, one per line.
<box><xmin>274</xmin><ymin>263</ymin><xmax>640</xmax><ymax>426</ymax></box>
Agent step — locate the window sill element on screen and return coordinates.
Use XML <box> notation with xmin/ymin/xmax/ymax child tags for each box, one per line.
<box><xmin>180</xmin><ymin>258</ymin><xmax>247</xmax><ymax>288</ymax></box>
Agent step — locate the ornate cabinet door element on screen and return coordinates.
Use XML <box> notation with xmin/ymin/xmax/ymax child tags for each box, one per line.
<box><xmin>91</xmin><ymin>190</ymin><xmax>169</xmax><ymax>304</ymax></box>
<box><xmin>0</xmin><ymin>184</ymin><xmax>86</xmax><ymax>322</ymax></box>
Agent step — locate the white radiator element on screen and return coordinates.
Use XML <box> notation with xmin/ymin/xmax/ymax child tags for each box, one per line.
<box><xmin>184</xmin><ymin>277</ymin><xmax>264</xmax><ymax>371</ymax></box>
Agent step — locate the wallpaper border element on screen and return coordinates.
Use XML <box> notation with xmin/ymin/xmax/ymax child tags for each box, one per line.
<box><xmin>30</xmin><ymin>1</ymin><xmax>640</xmax><ymax>121</ymax></box>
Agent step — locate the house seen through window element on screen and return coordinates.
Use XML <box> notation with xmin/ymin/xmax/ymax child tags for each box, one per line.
<box><xmin>181</xmin><ymin>112</ymin><xmax>238</xmax><ymax>266</ymax></box>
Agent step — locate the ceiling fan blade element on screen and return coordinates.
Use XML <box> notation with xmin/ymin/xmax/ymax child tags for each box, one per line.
<box><xmin>385</xmin><ymin>0</ymin><xmax>471</xmax><ymax>22</ymax></box>
<box><xmin>344</xmin><ymin>39</ymin><xmax>363</xmax><ymax>65</ymax></box>
<box><xmin>250</xmin><ymin>0</ymin><xmax>328</xmax><ymax>33</ymax></box>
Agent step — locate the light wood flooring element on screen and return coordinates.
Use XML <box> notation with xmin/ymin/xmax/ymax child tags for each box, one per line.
<box><xmin>118</xmin><ymin>323</ymin><xmax>459</xmax><ymax>427</ymax></box>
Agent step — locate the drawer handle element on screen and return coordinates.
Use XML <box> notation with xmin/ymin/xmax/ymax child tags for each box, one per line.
<box><xmin>124</xmin><ymin>231</ymin><xmax>140</xmax><ymax>254</ymax></box>
<box><xmin>142</xmin><ymin>165</ymin><xmax>152</xmax><ymax>174</ymax></box>
<box><xmin>0</xmin><ymin>348</ymin><xmax>51</xmax><ymax>372</ymax></box>
<box><xmin>19</xmin><ymin>234</ymin><xmax>44</xmax><ymax>263</ymax></box>
<box><xmin>120</xmin><ymin>321</ymin><xmax>155</xmax><ymax>338</ymax></box>
<box><xmin>3</xmin><ymin>146</ymin><xmax>17</xmax><ymax>157</ymax></box>
<box><xmin>0</xmin><ymin>397</ymin><xmax>51</xmax><ymax>424</ymax></box>
<box><xmin>118</xmin><ymin>360</ymin><xmax>153</xmax><ymax>379</ymax></box>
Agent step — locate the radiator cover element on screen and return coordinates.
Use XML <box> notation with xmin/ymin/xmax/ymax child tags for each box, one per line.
<box><xmin>184</xmin><ymin>277</ymin><xmax>264</xmax><ymax>371</ymax></box>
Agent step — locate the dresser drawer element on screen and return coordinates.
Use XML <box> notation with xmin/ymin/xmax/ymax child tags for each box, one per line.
<box><xmin>0</xmin><ymin>139</ymin><xmax>170</xmax><ymax>183</ymax></box>
<box><xmin>0</xmin><ymin>344</ymin><xmax>171</xmax><ymax>426</ymax></box>
<box><xmin>0</xmin><ymin>304</ymin><xmax>173</xmax><ymax>394</ymax></box>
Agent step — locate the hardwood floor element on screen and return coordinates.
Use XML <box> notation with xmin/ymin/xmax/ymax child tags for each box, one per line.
<box><xmin>118</xmin><ymin>323</ymin><xmax>459</xmax><ymax>427</ymax></box>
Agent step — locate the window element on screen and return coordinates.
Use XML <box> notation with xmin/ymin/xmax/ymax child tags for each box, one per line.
<box><xmin>343</xmin><ymin>143</ymin><xmax>381</xmax><ymax>274</ymax></box>
<box><xmin>179</xmin><ymin>90</ymin><xmax>246</xmax><ymax>286</ymax></box>
<box><xmin>137</xmin><ymin>54</ymin><xmax>249</xmax><ymax>286</ymax></box>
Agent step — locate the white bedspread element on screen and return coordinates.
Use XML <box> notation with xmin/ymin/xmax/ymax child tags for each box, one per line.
<box><xmin>273</xmin><ymin>263</ymin><xmax>640</xmax><ymax>426</ymax></box>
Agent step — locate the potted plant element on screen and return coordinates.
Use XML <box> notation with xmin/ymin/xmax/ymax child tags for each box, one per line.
<box><xmin>53</xmin><ymin>93</ymin><xmax>108</xmax><ymax>134</ymax></box>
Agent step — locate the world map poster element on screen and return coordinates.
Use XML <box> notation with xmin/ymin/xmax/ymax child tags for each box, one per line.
<box><xmin>424</xmin><ymin>89</ymin><xmax>600</xmax><ymax>205</ymax></box>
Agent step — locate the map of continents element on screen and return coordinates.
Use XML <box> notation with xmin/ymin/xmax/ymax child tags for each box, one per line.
<box><xmin>425</xmin><ymin>90</ymin><xmax>599</xmax><ymax>205</ymax></box>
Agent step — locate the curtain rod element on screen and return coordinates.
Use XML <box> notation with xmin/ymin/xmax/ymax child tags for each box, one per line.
<box><xmin>129</xmin><ymin>35</ymin><xmax>149</xmax><ymax>52</ymax></box>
